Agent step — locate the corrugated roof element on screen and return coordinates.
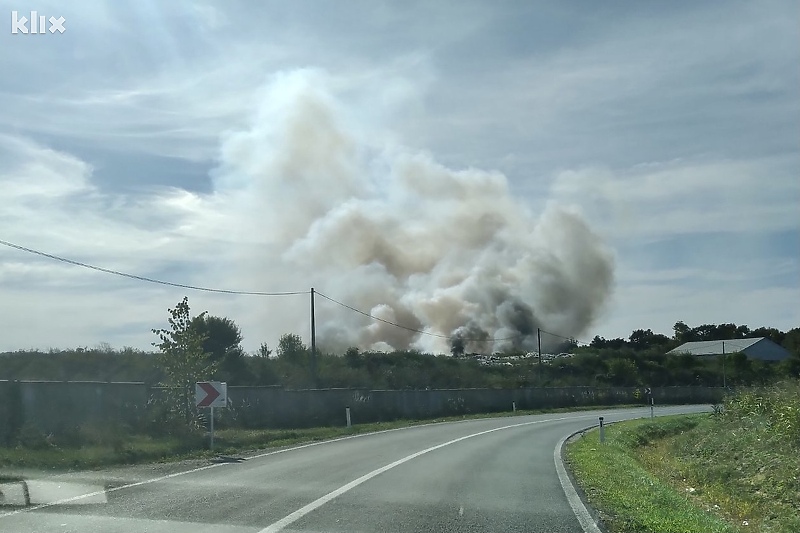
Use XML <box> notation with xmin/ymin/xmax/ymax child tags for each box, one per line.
<box><xmin>667</xmin><ymin>337</ymin><xmax>764</xmax><ymax>356</ymax></box>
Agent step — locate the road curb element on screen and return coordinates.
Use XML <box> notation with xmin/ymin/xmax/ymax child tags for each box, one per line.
<box><xmin>554</xmin><ymin>425</ymin><xmax>606</xmax><ymax>533</ymax></box>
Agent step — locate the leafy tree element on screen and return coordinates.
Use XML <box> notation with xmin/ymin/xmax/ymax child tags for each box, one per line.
<box><xmin>751</xmin><ymin>327</ymin><xmax>786</xmax><ymax>345</ymax></box>
<box><xmin>692</xmin><ymin>323</ymin><xmax>719</xmax><ymax>341</ymax></box>
<box><xmin>782</xmin><ymin>327</ymin><xmax>800</xmax><ymax>356</ymax></box>
<box><xmin>559</xmin><ymin>338</ymin><xmax>579</xmax><ymax>353</ymax></box>
<box><xmin>344</xmin><ymin>346</ymin><xmax>361</xmax><ymax>367</ymax></box>
<box><xmin>713</xmin><ymin>323</ymin><xmax>738</xmax><ymax>340</ymax></box>
<box><xmin>728</xmin><ymin>352</ymin><xmax>753</xmax><ymax>384</ymax></box>
<box><xmin>590</xmin><ymin>336</ymin><xmax>607</xmax><ymax>348</ymax></box>
<box><xmin>277</xmin><ymin>333</ymin><xmax>307</xmax><ymax>364</ymax></box>
<box><xmin>606</xmin><ymin>358</ymin><xmax>639</xmax><ymax>386</ymax></box>
<box><xmin>152</xmin><ymin>297</ymin><xmax>217</xmax><ymax>429</ymax></box>
<box><xmin>190</xmin><ymin>314</ymin><xmax>248</xmax><ymax>383</ymax></box>
<box><xmin>256</xmin><ymin>342</ymin><xmax>273</xmax><ymax>358</ymax></box>
<box><xmin>673</xmin><ymin>321</ymin><xmax>692</xmax><ymax>343</ymax></box>
<box><xmin>246</xmin><ymin>353</ymin><xmax>279</xmax><ymax>385</ymax></box>
<box><xmin>604</xmin><ymin>337</ymin><xmax>629</xmax><ymax>350</ymax></box>
<box><xmin>190</xmin><ymin>315</ymin><xmax>243</xmax><ymax>362</ymax></box>
<box><xmin>629</xmin><ymin>329</ymin><xmax>670</xmax><ymax>350</ymax></box>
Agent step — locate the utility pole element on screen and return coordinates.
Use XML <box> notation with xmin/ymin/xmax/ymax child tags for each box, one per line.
<box><xmin>722</xmin><ymin>340</ymin><xmax>726</xmax><ymax>389</ymax></box>
<box><xmin>537</xmin><ymin>327</ymin><xmax>543</xmax><ymax>387</ymax></box>
<box><xmin>537</xmin><ymin>327</ymin><xmax>542</xmax><ymax>366</ymax></box>
<box><xmin>310</xmin><ymin>287</ymin><xmax>317</xmax><ymax>388</ymax></box>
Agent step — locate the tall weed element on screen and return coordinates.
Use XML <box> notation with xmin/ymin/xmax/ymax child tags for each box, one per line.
<box><xmin>723</xmin><ymin>380</ymin><xmax>800</xmax><ymax>445</ymax></box>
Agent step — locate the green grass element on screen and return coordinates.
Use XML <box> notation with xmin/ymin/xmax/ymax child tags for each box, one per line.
<box><xmin>566</xmin><ymin>381</ymin><xmax>800</xmax><ymax>533</ymax></box>
<box><xmin>0</xmin><ymin>403</ymin><xmax>642</xmax><ymax>471</ymax></box>
<box><xmin>566</xmin><ymin>415</ymin><xmax>736</xmax><ymax>533</ymax></box>
<box><xmin>637</xmin><ymin>382</ymin><xmax>800</xmax><ymax>533</ymax></box>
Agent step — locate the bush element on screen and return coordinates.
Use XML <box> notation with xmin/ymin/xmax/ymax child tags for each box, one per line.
<box><xmin>723</xmin><ymin>380</ymin><xmax>800</xmax><ymax>445</ymax></box>
<box><xmin>15</xmin><ymin>423</ymin><xmax>53</xmax><ymax>450</ymax></box>
<box><xmin>619</xmin><ymin>416</ymin><xmax>700</xmax><ymax>447</ymax></box>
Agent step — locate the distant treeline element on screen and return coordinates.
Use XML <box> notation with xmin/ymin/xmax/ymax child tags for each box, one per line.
<box><xmin>1</xmin><ymin>321</ymin><xmax>798</xmax><ymax>389</ymax></box>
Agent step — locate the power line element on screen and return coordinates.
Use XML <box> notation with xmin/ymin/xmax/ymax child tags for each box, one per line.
<box><xmin>1</xmin><ymin>237</ymin><xmax>591</xmax><ymax>345</ymax></box>
<box><xmin>315</xmin><ymin>290</ymin><xmax>525</xmax><ymax>343</ymax></box>
<box><xmin>0</xmin><ymin>239</ymin><xmax>309</xmax><ymax>296</ymax></box>
<box><xmin>537</xmin><ymin>328</ymin><xmax>593</xmax><ymax>347</ymax></box>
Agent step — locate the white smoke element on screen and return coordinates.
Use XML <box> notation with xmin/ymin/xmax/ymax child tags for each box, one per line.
<box><xmin>213</xmin><ymin>70</ymin><xmax>615</xmax><ymax>354</ymax></box>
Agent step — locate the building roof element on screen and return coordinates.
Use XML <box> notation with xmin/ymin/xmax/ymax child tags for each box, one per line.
<box><xmin>668</xmin><ymin>337</ymin><xmax>790</xmax><ymax>361</ymax></box>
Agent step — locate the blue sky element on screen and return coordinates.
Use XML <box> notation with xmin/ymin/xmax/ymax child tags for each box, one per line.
<box><xmin>0</xmin><ymin>0</ymin><xmax>798</xmax><ymax>353</ymax></box>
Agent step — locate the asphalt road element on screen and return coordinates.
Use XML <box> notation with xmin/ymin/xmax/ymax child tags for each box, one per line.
<box><xmin>0</xmin><ymin>405</ymin><xmax>708</xmax><ymax>533</ymax></box>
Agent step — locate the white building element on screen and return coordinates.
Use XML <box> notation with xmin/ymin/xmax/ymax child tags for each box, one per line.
<box><xmin>667</xmin><ymin>337</ymin><xmax>790</xmax><ymax>362</ymax></box>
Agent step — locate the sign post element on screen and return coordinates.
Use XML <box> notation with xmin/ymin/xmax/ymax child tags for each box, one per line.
<box><xmin>196</xmin><ymin>381</ymin><xmax>227</xmax><ymax>451</ymax></box>
<box><xmin>599</xmin><ymin>416</ymin><xmax>605</xmax><ymax>443</ymax></box>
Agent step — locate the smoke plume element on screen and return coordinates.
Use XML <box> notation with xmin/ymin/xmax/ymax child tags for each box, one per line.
<box><xmin>214</xmin><ymin>70</ymin><xmax>615</xmax><ymax>354</ymax></box>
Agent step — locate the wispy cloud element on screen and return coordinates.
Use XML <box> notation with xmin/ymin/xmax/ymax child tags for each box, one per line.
<box><xmin>0</xmin><ymin>0</ymin><xmax>797</xmax><ymax>351</ymax></box>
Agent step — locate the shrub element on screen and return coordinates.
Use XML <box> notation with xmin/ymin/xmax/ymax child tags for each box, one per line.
<box><xmin>723</xmin><ymin>380</ymin><xmax>800</xmax><ymax>445</ymax></box>
<box><xmin>15</xmin><ymin>423</ymin><xmax>53</xmax><ymax>450</ymax></box>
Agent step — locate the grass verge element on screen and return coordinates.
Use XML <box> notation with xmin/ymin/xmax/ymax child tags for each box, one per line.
<box><xmin>566</xmin><ymin>380</ymin><xmax>800</xmax><ymax>533</ymax></box>
<box><xmin>0</xmin><ymin>403</ymin><xmax>641</xmax><ymax>472</ymax></box>
<box><xmin>566</xmin><ymin>415</ymin><xmax>735</xmax><ymax>533</ymax></box>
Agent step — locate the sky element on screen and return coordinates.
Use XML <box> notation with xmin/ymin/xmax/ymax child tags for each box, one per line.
<box><xmin>0</xmin><ymin>0</ymin><xmax>798</xmax><ymax>354</ymax></box>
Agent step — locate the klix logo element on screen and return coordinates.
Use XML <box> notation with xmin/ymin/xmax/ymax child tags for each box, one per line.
<box><xmin>11</xmin><ymin>10</ymin><xmax>66</xmax><ymax>34</ymax></box>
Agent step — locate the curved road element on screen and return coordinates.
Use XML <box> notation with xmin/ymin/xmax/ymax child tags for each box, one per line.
<box><xmin>0</xmin><ymin>405</ymin><xmax>707</xmax><ymax>533</ymax></box>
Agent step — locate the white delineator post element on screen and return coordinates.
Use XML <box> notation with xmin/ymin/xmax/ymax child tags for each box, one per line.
<box><xmin>512</xmin><ymin>401</ymin><xmax>516</xmax><ymax>413</ymax></box>
<box><xmin>210</xmin><ymin>407</ymin><xmax>215</xmax><ymax>451</ymax></box>
<box><xmin>599</xmin><ymin>416</ymin><xmax>605</xmax><ymax>443</ymax></box>
<box><xmin>346</xmin><ymin>406</ymin><xmax>352</xmax><ymax>428</ymax></box>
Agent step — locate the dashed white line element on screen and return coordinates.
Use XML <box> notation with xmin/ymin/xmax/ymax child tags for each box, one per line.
<box><xmin>0</xmin><ymin>421</ymin><xmax>452</xmax><ymax>520</ymax></box>
<box><xmin>258</xmin><ymin>415</ymin><xmax>594</xmax><ymax>533</ymax></box>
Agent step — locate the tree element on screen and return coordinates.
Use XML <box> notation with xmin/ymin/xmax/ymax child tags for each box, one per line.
<box><xmin>605</xmin><ymin>337</ymin><xmax>629</xmax><ymax>350</ymax></box>
<box><xmin>606</xmin><ymin>358</ymin><xmax>639</xmax><ymax>386</ymax></box>
<box><xmin>560</xmin><ymin>338</ymin><xmax>579</xmax><ymax>353</ymax></box>
<box><xmin>590</xmin><ymin>336</ymin><xmax>607</xmax><ymax>348</ymax></box>
<box><xmin>673</xmin><ymin>321</ymin><xmax>692</xmax><ymax>343</ymax></box>
<box><xmin>152</xmin><ymin>297</ymin><xmax>217</xmax><ymax>429</ymax></box>
<box><xmin>256</xmin><ymin>343</ymin><xmax>273</xmax><ymax>358</ymax></box>
<box><xmin>277</xmin><ymin>333</ymin><xmax>307</xmax><ymax>364</ymax></box>
<box><xmin>190</xmin><ymin>315</ymin><xmax>247</xmax><ymax>382</ymax></box>
<box><xmin>714</xmin><ymin>323</ymin><xmax>738</xmax><ymax>340</ymax></box>
<box><xmin>782</xmin><ymin>327</ymin><xmax>800</xmax><ymax>356</ymax></box>
<box><xmin>751</xmin><ymin>327</ymin><xmax>786</xmax><ymax>345</ymax></box>
<box><xmin>344</xmin><ymin>346</ymin><xmax>361</xmax><ymax>367</ymax></box>
<box><xmin>629</xmin><ymin>329</ymin><xmax>670</xmax><ymax>350</ymax></box>
<box><xmin>190</xmin><ymin>315</ymin><xmax>243</xmax><ymax>362</ymax></box>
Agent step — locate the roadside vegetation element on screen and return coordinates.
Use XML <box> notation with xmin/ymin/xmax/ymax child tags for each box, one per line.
<box><xmin>2</xmin><ymin>296</ymin><xmax>799</xmax><ymax>474</ymax></box>
<box><xmin>0</xmin><ymin>404</ymin><xmax>634</xmax><ymax>471</ymax></box>
<box><xmin>566</xmin><ymin>380</ymin><xmax>800</xmax><ymax>533</ymax></box>
<box><xmin>1</xmin><ymin>313</ymin><xmax>799</xmax><ymax>390</ymax></box>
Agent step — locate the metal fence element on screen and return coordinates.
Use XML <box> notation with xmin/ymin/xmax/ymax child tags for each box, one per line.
<box><xmin>0</xmin><ymin>380</ymin><xmax>725</xmax><ymax>436</ymax></box>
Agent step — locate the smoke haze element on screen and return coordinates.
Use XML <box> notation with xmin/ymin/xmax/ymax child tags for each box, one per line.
<box><xmin>213</xmin><ymin>70</ymin><xmax>615</xmax><ymax>354</ymax></box>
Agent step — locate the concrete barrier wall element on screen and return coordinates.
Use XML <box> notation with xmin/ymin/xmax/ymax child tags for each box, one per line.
<box><xmin>0</xmin><ymin>380</ymin><xmax>148</xmax><ymax>436</ymax></box>
<box><xmin>223</xmin><ymin>385</ymin><xmax>727</xmax><ymax>429</ymax></box>
<box><xmin>0</xmin><ymin>380</ymin><xmax>726</xmax><ymax>434</ymax></box>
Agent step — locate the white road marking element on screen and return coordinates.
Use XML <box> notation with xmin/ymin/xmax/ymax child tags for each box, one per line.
<box><xmin>1</xmin><ymin>407</ymin><xmax>676</xmax><ymax>527</ymax></box>
<box><xmin>257</xmin><ymin>415</ymin><xmax>594</xmax><ymax>533</ymax></box>
<box><xmin>0</xmin><ymin>412</ymin><xmax>570</xmax><ymax>521</ymax></box>
<box><xmin>0</xmin><ymin>421</ymin><xmax>450</xmax><ymax>520</ymax></box>
<box><xmin>554</xmin><ymin>405</ymin><xmax>710</xmax><ymax>533</ymax></box>
<box><xmin>554</xmin><ymin>430</ymin><xmax>603</xmax><ymax>533</ymax></box>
